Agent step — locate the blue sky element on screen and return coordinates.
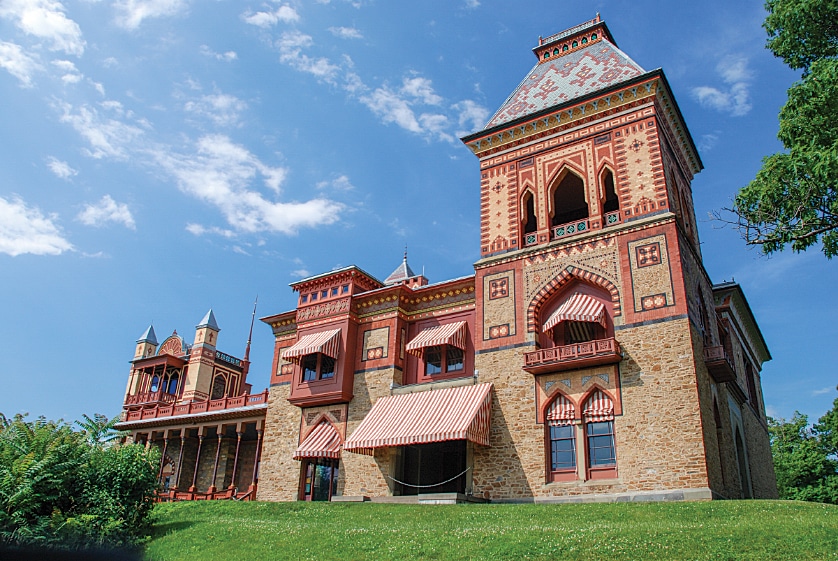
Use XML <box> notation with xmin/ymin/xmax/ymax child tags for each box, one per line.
<box><xmin>0</xmin><ymin>0</ymin><xmax>835</xmax><ymax>425</ymax></box>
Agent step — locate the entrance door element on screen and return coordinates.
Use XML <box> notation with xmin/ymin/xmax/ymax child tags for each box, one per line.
<box><xmin>395</xmin><ymin>440</ymin><xmax>467</xmax><ymax>496</ymax></box>
<box><xmin>300</xmin><ymin>459</ymin><xmax>339</xmax><ymax>501</ymax></box>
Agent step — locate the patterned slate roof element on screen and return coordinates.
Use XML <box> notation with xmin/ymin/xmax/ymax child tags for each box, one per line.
<box><xmin>384</xmin><ymin>255</ymin><xmax>416</xmax><ymax>285</ymax></box>
<box><xmin>484</xmin><ymin>38</ymin><xmax>645</xmax><ymax>130</ymax></box>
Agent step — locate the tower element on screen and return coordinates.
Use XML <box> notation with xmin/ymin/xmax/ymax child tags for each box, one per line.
<box><xmin>181</xmin><ymin>309</ymin><xmax>221</xmax><ymax>401</ymax></box>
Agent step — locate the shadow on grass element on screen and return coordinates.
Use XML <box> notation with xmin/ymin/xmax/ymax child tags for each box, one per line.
<box><xmin>149</xmin><ymin>521</ymin><xmax>195</xmax><ymax>540</ymax></box>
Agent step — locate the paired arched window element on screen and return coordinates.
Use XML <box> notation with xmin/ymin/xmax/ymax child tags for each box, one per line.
<box><xmin>545</xmin><ymin>389</ymin><xmax>617</xmax><ymax>481</ymax></box>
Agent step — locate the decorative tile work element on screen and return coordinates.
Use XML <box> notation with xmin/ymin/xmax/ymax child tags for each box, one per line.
<box><xmin>627</xmin><ymin>234</ymin><xmax>675</xmax><ymax>313</ymax></box>
<box><xmin>362</xmin><ymin>327</ymin><xmax>389</xmax><ymax>362</ymax></box>
<box><xmin>296</xmin><ymin>298</ymin><xmax>350</xmax><ymax>322</ymax></box>
<box><xmin>489</xmin><ymin>278</ymin><xmax>509</xmax><ymax>300</ymax></box>
<box><xmin>636</xmin><ymin>242</ymin><xmax>661</xmax><ymax>268</ymax></box>
<box><xmin>597</xmin><ymin>373</ymin><xmax>610</xmax><ymax>384</ymax></box>
<box><xmin>482</xmin><ymin>270</ymin><xmax>516</xmax><ymax>340</ymax></box>
<box><xmin>280</xmin><ymin>364</ymin><xmax>294</xmax><ymax>376</ymax></box>
<box><xmin>480</xmin><ymin>165</ymin><xmax>518</xmax><ymax>255</ymax></box>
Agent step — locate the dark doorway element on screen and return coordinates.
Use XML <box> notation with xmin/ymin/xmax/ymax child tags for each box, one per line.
<box><xmin>395</xmin><ymin>440</ymin><xmax>467</xmax><ymax>495</ymax></box>
<box><xmin>300</xmin><ymin>459</ymin><xmax>339</xmax><ymax>501</ymax></box>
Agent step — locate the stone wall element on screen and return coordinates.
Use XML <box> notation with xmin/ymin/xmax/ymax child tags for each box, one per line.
<box><xmin>257</xmin><ymin>384</ymin><xmax>304</xmax><ymax>501</ymax></box>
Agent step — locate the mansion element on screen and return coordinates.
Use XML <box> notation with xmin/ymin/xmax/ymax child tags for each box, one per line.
<box><xmin>116</xmin><ymin>16</ymin><xmax>777</xmax><ymax>503</ymax></box>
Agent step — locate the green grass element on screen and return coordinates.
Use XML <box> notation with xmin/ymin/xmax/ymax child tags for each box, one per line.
<box><xmin>145</xmin><ymin>500</ymin><xmax>837</xmax><ymax>561</ymax></box>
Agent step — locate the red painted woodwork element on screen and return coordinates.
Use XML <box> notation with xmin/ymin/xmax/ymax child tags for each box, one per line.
<box><xmin>155</xmin><ymin>485</ymin><xmax>256</xmax><ymax>502</ymax></box>
<box><xmin>122</xmin><ymin>390</ymin><xmax>268</xmax><ymax>422</ymax></box>
<box><xmin>124</xmin><ymin>390</ymin><xmax>177</xmax><ymax>407</ymax></box>
<box><xmin>287</xmin><ymin>322</ymin><xmax>356</xmax><ymax>408</ymax></box>
<box><xmin>523</xmin><ymin>338</ymin><xmax>621</xmax><ymax>374</ymax></box>
<box><xmin>703</xmin><ymin>345</ymin><xmax>736</xmax><ymax>383</ymax></box>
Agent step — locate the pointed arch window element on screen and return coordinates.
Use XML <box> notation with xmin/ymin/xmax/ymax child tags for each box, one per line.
<box><xmin>601</xmin><ymin>168</ymin><xmax>619</xmax><ymax>214</ymax></box>
<box><xmin>211</xmin><ymin>374</ymin><xmax>227</xmax><ymax>400</ymax></box>
<box><xmin>551</xmin><ymin>170</ymin><xmax>588</xmax><ymax>227</ymax></box>
<box><xmin>522</xmin><ymin>190</ymin><xmax>537</xmax><ymax>244</ymax></box>
<box><xmin>150</xmin><ymin>375</ymin><xmax>160</xmax><ymax>393</ymax></box>
<box><xmin>546</xmin><ymin>394</ymin><xmax>577</xmax><ymax>480</ymax></box>
<box><xmin>166</xmin><ymin>373</ymin><xmax>179</xmax><ymax>395</ymax></box>
<box><xmin>583</xmin><ymin>389</ymin><xmax>617</xmax><ymax>478</ymax></box>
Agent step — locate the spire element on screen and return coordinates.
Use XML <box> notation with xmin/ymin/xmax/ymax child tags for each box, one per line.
<box><xmin>244</xmin><ymin>296</ymin><xmax>258</xmax><ymax>363</ymax></box>
<box><xmin>137</xmin><ymin>325</ymin><xmax>157</xmax><ymax>345</ymax></box>
<box><xmin>197</xmin><ymin>309</ymin><xmax>220</xmax><ymax>331</ymax></box>
<box><xmin>384</xmin><ymin>248</ymin><xmax>417</xmax><ymax>285</ymax></box>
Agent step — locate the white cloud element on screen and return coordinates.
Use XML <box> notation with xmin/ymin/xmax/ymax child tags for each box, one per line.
<box><xmin>58</xmin><ymin>101</ymin><xmax>145</xmax><ymax>159</ymax></box>
<box><xmin>0</xmin><ymin>0</ymin><xmax>85</xmax><ymax>56</ymax></box>
<box><xmin>464</xmin><ymin>0</ymin><xmax>480</xmax><ymax>7</ymax></box>
<box><xmin>185</xmin><ymin>223</ymin><xmax>236</xmax><ymax>238</ymax></box>
<box><xmin>328</xmin><ymin>26</ymin><xmax>363</xmax><ymax>39</ymax></box>
<box><xmin>698</xmin><ymin>133</ymin><xmax>719</xmax><ymax>152</ymax></box>
<box><xmin>291</xmin><ymin>268</ymin><xmax>311</xmax><ymax>278</ymax></box>
<box><xmin>46</xmin><ymin>156</ymin><xmax>77</xmax><ymax>179</ymax></box>
<box><xmin>276</xmin><ymin>31</ymin><xmax>340</xmax><ymax>82</ymax></box>
<box><xmin>317</xmin><ymin>175</ymin><xmax>354</xmax><ymax>191</ymax></box>
<box><xmin>812</xmin><ymin>387</ymin><xmax>835</xmax><ymax>396</ymax></box>
<box><xmin>0</xmin><ymin>196</ymin><xmax>73</xmax><ymax>256</ymax></box>
<box><xmin>155</xmin><ymin>134</ymin><xmax>342</xmax><ymax>234</ymax></box>
<box><xmin>77</xmin><ymin>195</ymin><xmax>136</xmax><ymax>229</ymax></box>
<box><xmin>114</xmin><ymin>0</ymin><xmax>186</xmax><ymax>30</ymax></box>
<box><xmin>184</xmin><ymin>93</ymin><xmax>247</xmax><ymax>127</ymax></box>
<box><xmin>0</xmin><ymin>41</ymin><xmax>41</xmax><ymax>87</ymax></box>
<box><xmin>360</xmin><ymin>86</ymin><xmax>422</xmax><ymax>133</ymax></box>
<box><xmin>692</xmin><ymin>55</ymin><xmax>752</xmax><ymax>117</ymax></box>
<box><xmin>241</xmin><ymin>5</ymin><xmax>299</xmax><ymax>28</ymax></box>
<box><xmin>52</xmin><ymin>58</ymin><xmax>82</xmax><ymax>84</ymax></box>
<box><xmin>453</xmin><ymin>99</ymin><xmax>489</xmax><ymax>134</ymax></box>
<box><xmin>199</xmin><ymin>45</ymin><xmax>237</xmax><ymax>62</ymax></box>
<box><xmin>401</xmin><ymin>76</ymin><xmax>442</xmax><ymax>105</ymax></box>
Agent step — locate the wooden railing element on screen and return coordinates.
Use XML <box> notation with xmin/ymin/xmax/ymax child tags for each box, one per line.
<box><xmin>703</xmin><ymin>345</ymin><xmax>736</xmax><ymax>383</ymax></box>
<box><xmin>124</xmin><ymin>391</ymin><xmax>177</xmax><ymax>406</ymax></box>
<box><xmin>523</xmin><ymin>338</ymin><xmax>621</xmax><ymax>374</ymax></box>
<box><xmin>156</xmin><ymin>485</ymin><xmax>257</xmax><ymax>502</ymax></box>
<box><xmin>123</xmin><ymin>389</ymin><xmax>269</xmax><ymax>422</ymax></box>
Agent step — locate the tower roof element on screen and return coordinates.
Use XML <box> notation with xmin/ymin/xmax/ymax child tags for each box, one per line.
<box><xmin>196</xmin><ymin>309</ymin><xmax>220</xmax><ymax>331</ymax></box>
<box><xmin>483</xmin><ymin>16</ymin><xmax>645</xmax><ymax>130</ymax></box>
<box><xmin>137</xmin><ymin>325</ymin><xmax>157</xmax><ymax>345</ymax></box>
<box><xmin>384</xmin><ymin>252</ymin><xmax>417</xmax><ymax>285</ymax></box>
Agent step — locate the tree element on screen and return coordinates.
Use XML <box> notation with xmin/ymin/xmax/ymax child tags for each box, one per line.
<box><xmin>727</xmin><ymin>0</ymin><xmax>838</xmax><ymax>257</ymax></box>
<box><xmin>74</xmin><ymin>413</ymin><xmax>125</xmax><ymax>448</ymax></box>
<box><xmin>769</xmin><ymin>392</ymin><xmax>838</xmax><ymax>504</ymax></box>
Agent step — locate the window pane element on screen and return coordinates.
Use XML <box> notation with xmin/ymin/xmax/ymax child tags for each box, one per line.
<box><xmin>446</xmin><ymin>346</ymin><xmax>464</xmax><ymax>372</ymax></box>
<box><xmin>150</xmin><ymin>375</ymin><xmax>159</xmax><ymax>393</ymax></box>
<box><xmin>425</xmin><ymin>346</ymin><xmax>442</xmax><ymax>375</ymax></box>
<box><xmin>302</xmin><ymin>354</ymin><xmax>318</xmax><ymax>381</ymax></box>
<box><xmin>587</xmin><ymin>421</ymin><xmax>616</xmax><ymax>466</ymax></box>
<box><xmin>320</xmin><ymin>355</ymin><xmax>335</xmax><ymax>379</ymax></box>
<box><xmin>550</xmin><ymin>424</ymin><xmax>576</xmax><ymax>470</ymax></box>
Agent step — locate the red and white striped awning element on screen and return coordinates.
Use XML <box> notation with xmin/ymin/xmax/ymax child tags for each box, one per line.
<box><xmin>293</xmin><ymin>421</ymin><xmax>342</xmax><ymax>460</ymax></box>
<box><xmin>546</xmin><ymin>394</ymin><xmax>575</xmax><ymax>426</ymax></box>
<box><xmin>543</xmin><ymin>293</ymin><xmax>606</xmax><ymax>332</ymax></box>
<box><xmin>282</xmin><ymin>328</ymin><xmax>342</xmax><ymax>363</ymax></box>
<box><xmin>343</xmin><ymin>383</ymin><xmax>493</xmax><ymax>454</ymax></box>
<box><xmin>583</xmin><ymin>389</ymin><xmax>615</xmax><ymax>422</ymax></box>
<box><xmin>405</xmin><ymin>321</ymin><xmax>468</xmax><ymax>356</ymax></box>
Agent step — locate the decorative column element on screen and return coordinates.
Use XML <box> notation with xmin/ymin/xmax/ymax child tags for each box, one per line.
<box><xmin>249</xmin><ymin>428</ymin><xmax>263</xmax><ymax>494</ymax></box>
<box><xmin>173</xmin><ymin>432</ymin><xmax>186</xmax><ymax>490</ymax></box>
<box><xmin>157</xmin><ymin>433</ymin><xmax>170</xmax><ymax>483</ymax></box>
<box><xmin>189</xmin><ymin>433</ymin><xmax>205</xmax><ymax>493</ymax></box>
<box><xmin>209</xmin><ymin>430</ymin><xmax>223</xmax><ymax>493</ymax></box>
<box><xmin>228</xmin><ymin>431</ymin><xmax>243</xmax><ymax>490</ymax></box>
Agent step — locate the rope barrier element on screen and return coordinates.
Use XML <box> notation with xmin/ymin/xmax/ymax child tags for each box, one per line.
<box><xmin>385</xmin><ymin>466</ymin><xmax>472</xmax><ymax>489</ymax></box>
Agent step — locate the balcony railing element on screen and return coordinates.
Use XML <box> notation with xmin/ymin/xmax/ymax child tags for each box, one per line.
<box><xmin>552</xmin><ymin>219</ymin><xmax>590</xmax><ymax>240</ymax></box>
<box><xmin>523</xmin><ymin>337</ymin><xmax>621</xmax><ymax>374</ymax></box>
<box><xmin>703</xmin><ymin>345</ymin><xmax>736</xmax><ymax>383</ymax></box>
<box><xmin>604</xmin><ymin>210</ymin><xmax>621</xmax><ymax>227</ymax></box>
<box><xmin>124</xmin><ymin>390</ymin><xmax>178</xmax><ymax>406</ymax></box>
<box><xmin>122</xmin><ymin>389</ymin><xmax>269</xmax><ymax>422</ymax></box>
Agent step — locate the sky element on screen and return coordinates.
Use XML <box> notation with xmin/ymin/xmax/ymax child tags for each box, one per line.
<box><xmin>0</xmin><ymin>0</ymin><xmax>835</xmax><ymax>426</ymax></box>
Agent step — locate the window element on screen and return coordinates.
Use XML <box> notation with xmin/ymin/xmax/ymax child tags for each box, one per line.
<box><xmin>550</xmin><ymin>424</ymin><xmax>576</xmax><ymax>471</ymax></box>
<box><xmin>211</xmin><ymin>375</ymin><xmax>226</xmax><ymax>400</ymax></box>
<box><xmin>586</xmin><ymin>421</ymin><xmax>616</xmax><ymax>467</ymax></box>
<box><xmin>424</xmin><ymin>345</ymin><xmax>464</xmax><ymax>376</ymax></box>
<box><xmin>551</xmin><ymin>170</ymin><xmax>588</xmax><ymax>227</ymax></box>
<box><xmin>602</xmin><ymin>168</ymin><xmax>619</xmax><ymax>214</ymax></box>
<box><xmin>301</xmin><ymin>295</ymin><xmax>308</xmax><ymax>303</ymax></box>
<box><xmin>310</xmin><ymin>292</ymin><xmax>317</xmax><ymax>301</ymax></box>
<box><xmin>331</xmin><ymin>287</ymin><xmax>338</xmax><ymax>297</ymax></box>
<box><xmin>341</xmin><ymin>284</ymin><xmax>349</xmax><ymax>294</ymax></box>
<box><xmin>522</xmin><ymin>191</ymin><xmax>537</xmax><ymax>235</ymax></box>
<box><xmin>150</xmin><ymin>375</ymin><xmax>160</xmax><ymax>393</ymax></box>
<box><xmin>301</xmin><ymin>353</ymin><xmax>336</xmax><ymax>382</ymax></box>
<box><xmin>166</xmin><ymin>373</ymin><xmax>179</xmax><ymax>394</ymax></box>
<box><xmin>321</xmin><ymin>290</ymin><xmax>328</xmax><ymax>299</ymax></box>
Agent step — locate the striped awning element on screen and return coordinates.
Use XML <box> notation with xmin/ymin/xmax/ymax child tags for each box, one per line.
<box><xmin>583</xmin><ymin>389</ymin><xmax>615</xmax><ymax>422</ymax></box>
<box><xmin>282</xmin><ymin>328</ymin><xmax>342</xmax><ymax>362</ymax></box>
<box><xmin>294</xmin><ymin>421</ymin><xmax>342</xmax><ymax>460</ymax></box>
<box><xmin>546</xmin><ymin>394</ymin><xmax>575</xmax><ymax>426</ymax></box>
<box><xmin>543</xmin><ymin>293</ymin><xmax>606</xmax><ymax>332</ymax></box>
<box><xmin>405</xmin><ymin>321</ymin><xmax>468</xmax><ymax>356</ymax></box>
<box><xmin>343</xmin><ymin>383</ymin><xmax>493</xmax><ymax>454</ymax></box>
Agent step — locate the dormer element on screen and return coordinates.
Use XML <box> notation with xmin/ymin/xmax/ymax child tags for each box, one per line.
<box><xmin>292</xmin><ymin>266</ymin><xmax>383</xmax><ymax>309</ymax></box>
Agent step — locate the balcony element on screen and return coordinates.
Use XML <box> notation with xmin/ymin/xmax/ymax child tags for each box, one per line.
<box><xmin>124</xmin><ymin>390</ymin><xmax>177</xmax><ymax>407</ymax></box>
<box><xmin>552</xmin><ymin>219</ymin><xmax>590</xmax><ymax>241</ymax></box>
<box><xmin>703</xmin><ymin>345</ymin><xmax>736</xmax><ymax>383</ymax></box>
<box><xmin>523</xmin><ymin>338</ymin><xmax>621</xmax><ymax>374</ymax></box>
<box><xmin>121</xmin><ymin>390</ymin><xmax>269</xmax><ymax>422</ymax></box>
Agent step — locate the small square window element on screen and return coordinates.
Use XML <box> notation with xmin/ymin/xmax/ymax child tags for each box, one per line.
<box><xmin>301</xmin><ymin>295</ymin><xmax>308</xmax><ymax>303</ymax></box>
<box><xmin>321</xmin><ymin>290</ymin><xmax>328</xmax><ymax>299</ymax></box>
<box><xmin>331</xmin><ymin>287</ymin><xmax>338</xmax><ymax>297</ymax></box>
<box><xmin>310</xmin><ymin>293</ymin><xmax>317</xmax><ymax>301</ymax></box>
<box><xmin>341</xmin><ymin>285</ymin><xmax>349</xmax><ymax>294</ymax></box>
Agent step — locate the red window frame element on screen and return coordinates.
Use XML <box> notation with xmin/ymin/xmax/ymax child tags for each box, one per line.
<box><xmin>300</xmin><ymin>353</ymin><xmax>336</xmax><ymax>382</ymax></box>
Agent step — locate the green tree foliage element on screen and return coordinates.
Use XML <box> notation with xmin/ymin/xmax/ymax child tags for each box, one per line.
<box><xmin>769</xmin><ymin>394</ymin><xmax>838</xmax><ymax>504</ymax></box>
<box><xmin>0</xmin><ymin>413</ymin><xmax>159</xmax><ymax>550</ymax></box>
<box><xmin>729</xmin><ymin>0</ymin><xmax>838</xmax><ymax>257</ymax></box>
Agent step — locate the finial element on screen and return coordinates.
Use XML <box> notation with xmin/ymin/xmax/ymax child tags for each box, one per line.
<box><xmin>244</xmin><ymin>296</ymin><xmax>258</xmax><ymax>362</ymax></box>
<box><xmin>403</xmin><ymin>245</ymin><xmax>408</xmax><ymax>262</ymax></box>
<box><xmin>596</xmin><ymin>12</ymin><xmax>601</xmax><ymax>22</ymax></box>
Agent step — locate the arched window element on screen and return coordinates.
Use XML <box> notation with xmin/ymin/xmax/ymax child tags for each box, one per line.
<box><xmin>150</xmin><ymin>375</ymin><xmax>160</xmax><ymax>393</ymax></box>
<box><xmin>167</xmin><ymin>373</ymin><xmax>179</xmax><ymax>395</ymax></box>
<box><xmin>541</xmin><ymin>289</ymin><xmax>609</xmax><ymax>347</ymax></box>
<box><xmin>601</xmin><ymin>168</ymin><xmax>619</xmax><ymax>214</ymax></box>
<box><xmin>734</xmin><ymin>427</ymin><xmax>752</xmax><ymax>498</ymax></box>
<box><xmin>551</xmin><ymin>170</ymin><xmax>588</xmax><ymax>227</ymax></box>
<box><xmin>522</xmin><ymin>190</ymin><xmax>537</xmax><ymax>235</ymax></box>
<box><xmin>713</xmin><ymin>398</ymin><xmax>725</xmax><ymax>487</ymax></box>
<box><xmin>211</xmin><ymin>375</ymin><xmax>226</xmax><ymax>400</ymax></box>
<box><xmin>583</xmin><ymin>389</ymin><xmax>617</xmax><ymax>478</ymax></box>
<box><xmin>546</xmin><ymin>393</ymin><xmax>576</xmax><ymax>481</ymax></box>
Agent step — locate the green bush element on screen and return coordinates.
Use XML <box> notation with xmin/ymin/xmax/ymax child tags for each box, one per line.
<box><xmin>0</xmin><ymin>413</ymin><xmax>159</xmax><ymax>550</ymax></box>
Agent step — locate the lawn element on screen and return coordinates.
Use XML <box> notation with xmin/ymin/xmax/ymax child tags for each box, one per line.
<box><xmin>144</xmin><ymin>500</ymin><xmax>837</xmax><ymax>561</ymax></box>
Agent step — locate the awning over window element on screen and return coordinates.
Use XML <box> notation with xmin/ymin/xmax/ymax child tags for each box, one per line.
<box><xmin>543</xmin><ymin>293</ymin><xmax>606</xmax><ymax>332</ymax></box>
<box><xmin>546</xmin><ymin>394</ymin><xmax>575</xmax><ymax>426</ymax></box>
<box><xmin>293</xmin><ymin>421</ymin><xmax>342</xmax><ymax>460</ymax></box>
<box><xmin>405</xmin><ymin>321</ymin><xmax>468</xmax><ymax>356</ymax></box>
<box><xmin>282</xmin><ymin>328</ymin><xmax>342</xmax><ymax>363</ymax></box>
<box><xmin>583</xmin><ymin>389</ymin><xmax>614</xmax><ymax>422</ymax></box>
<box><xmin>343</xmin><ymin>383</ymin><xmax>493</xmax><ymax>454</ymax></box>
